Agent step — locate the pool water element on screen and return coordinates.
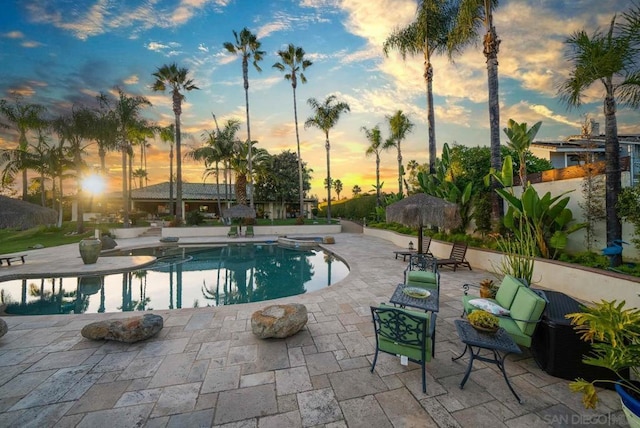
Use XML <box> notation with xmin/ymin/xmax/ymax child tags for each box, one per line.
<box><xmin>0</xmin><ymin>243</ymin><xmax>349</xmax><ymax>315</ymax></box>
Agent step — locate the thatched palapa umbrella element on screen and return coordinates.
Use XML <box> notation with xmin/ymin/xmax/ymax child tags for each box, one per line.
<box><xmin>386</xmin><ymin>193</ymin><xmax>462</xmax><ymax>253</ymax></box>
<box><xmin>0</xmin><ymin>196</ymin><xmax>57</xmax><ymax>230</ymax></box>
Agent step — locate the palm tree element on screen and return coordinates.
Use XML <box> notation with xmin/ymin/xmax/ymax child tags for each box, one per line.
<box><xmin>383</xmin><ymin>0</ymin><xmax>455</xmax><ymax>174</ymax></box>
<box><xmin>273</xmin><ymin>44</ymin><xmax>313</xmax><ymax>218</ymax></box>
<box><xmin>94</xmin><ymin>93</ymin><xmax>120</xmax><ymax>175</ymax></box>
<box><xmin>152</xmin><ymin>63</ymin><xmax>199</xmax><ymax>223</ymax></box>
<box><xmin>386</xmin><ymin>110</ymin><xmax>414</xmax><ymax>196</ymax></box>
<box><xmin>362</xmin><ymin>125</ymin><xmax>393</xmax><ymax>207</ymax></box>
<box><xmin>224</xmin><ymin>28</ymin><xmax>265</xmax><ymax>210</ymax></box>
<box><xmin>158</xmin><ymin>124</ymin><xmax>176</xmax><ymax>216</ymax></box>
<box><xmin>448</xmin><ymin>0</ymin><xmax>502</xmax><ymax>224</ymax></box>
<box><xmin>113</xmin><ymin>88</ymin><xmax>151</xmax><ymax>227</ymax></box>
<box><xmin>304</xmin><ymin>95</ymin><xmax>350</xmax><ymax>223</ymax></box>
<box><xmin>559</xmin><ymin>4</ymin><xmax>640</xmax><ymax>266</ymax></box>
<box><xmin>333</xmin><ymin>179</ymin><xmax>343</xmax><ymax>200</ymax></box>
<box><xmin>230</xmin><ymin>140</ymin><xmax>269</xmax><ymax>206</ymax></box>
<box><xmin>52</xmin><ymin>106</ymin><xmax>95</xmax><ymax>234</ymax></box>
<box><xmin>0</xmin><ymin>97</ymin><xmax>47</xmax><ymax>200</ymax></box>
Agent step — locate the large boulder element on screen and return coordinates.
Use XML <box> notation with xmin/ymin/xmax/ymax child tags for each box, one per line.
<box><xmin>81</xmin><ymin>314</ymin><xmax>163</xmax><ymax>343</ymax></box>
<box><xmin>251</xmin><ymin>304</ymin><xmax>308</xmax><ymax>339</ymax></box>
<box><xmin>0</xmin><ymin>318</ymin><xmax>7</xmax><ymax>338</ymax></box>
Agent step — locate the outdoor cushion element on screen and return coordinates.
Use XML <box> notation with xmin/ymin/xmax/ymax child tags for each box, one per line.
<box><xmin>468</xmin><ymin>298</ymin><xmax>510</xmax><ymax>316</ymax></box>
<box><xmin>509</xmin><ymin>286</ymin><xmax>546</xmax><ymax>336</ymax></box>
<box><xmin>494</xmin><ymin>275</ymin><xmax>525</xmax><ymax>308</ymax></box>
<box><xmin>407</xmin><ymin>271</ymin><xmax>438</xmax><ymax>285</ymax></box>
<box><xmin>497</xmin><ymin>317</ymin><xmax>532</xmax><ymax>347</ymax></box>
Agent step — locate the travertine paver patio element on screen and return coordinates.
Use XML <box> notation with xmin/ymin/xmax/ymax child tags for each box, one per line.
<box><xmin>0</xmin><ymin>230</ymin><xmax>628</xmax><ymax>427</ymax></box>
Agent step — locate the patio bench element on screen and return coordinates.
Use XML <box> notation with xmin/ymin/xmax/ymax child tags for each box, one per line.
<box><xmin>461</xmin><ymin>275</ymin><xmax>547</xmax><ymax>347</ymax></box>
<box><xmin>0</xmin><ymin>254</ymin><xmax>27</xmax><ymax>266</ymax></box>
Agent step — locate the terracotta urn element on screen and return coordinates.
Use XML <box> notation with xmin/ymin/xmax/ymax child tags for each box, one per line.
<box><xmin>79</xmin><ymin>238</ymin><xmax>101</xmax><ymax>264</ymax></box>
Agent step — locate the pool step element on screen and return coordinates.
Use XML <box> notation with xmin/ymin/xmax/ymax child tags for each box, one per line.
<box><xmin>140</xmin><ymin>227</ymin><xmax>162</xmax><ymax>237</ymax></box>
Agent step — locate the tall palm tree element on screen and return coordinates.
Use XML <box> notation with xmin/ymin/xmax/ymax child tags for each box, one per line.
<box><xmin>273</xmin><ymin>44</ymin><xmax>313</xmax><ymax>218</ymax></box>
<box><xmin>448</xmin><ymin>0</ymin><xmax>502</xmax><ymax>224</ymax></box>
<box><xmin>52</xmin><ymin>106</ymin><xmax>95</xmax><ymax>234</ymax></box>
<box><xmin>304</xmin><ymin>95</ymin><xmax>350</xmax><ymax>223</ymax></box>
<box><xmin>113</xmin><ymin>88</ymin><xmax>151</xmax><ymax>227</ymax></box>
<box><xmin>0</xmin><ymin>97</ymin><xmax>47</xmax><ymax>200</ymax></box>
<box><xmin>224</xmin><ymin>28</ymin><xmax>265</xmax><ymax>209</ymax></box>
<box><xmin>362</xmin><ymin>125</ymin><xmax>393</xmax><ymax>208</ymax></box>
<box><xmin>559</xmin><ymin>4</ymin><xmax>640</xmax><ymax>266</ymax></box>
<box><xmin>158</xmin><ymin>124</ymin><xmax>175</xmax><ymax>216</ymax></box>
<box><xmin>386</xmin><ymin>110</ymin><xmax>414</xmax><ymax>196</ymax></box>
<box><xmin>152</xmin><ymin>63</ymin><xmax>199</xmax><ymax>223</ymax></box>
<box><xmin>94</xmin><ymin>93</ymin><xmax>120</xmax><ymax>175</ymax></box>
<box><xmin>230</xmin><ymin>140</ymin><xmax>270</xmax><ymax>206</ymax></box>
<box><xmin>383</xmin><ymin>0</ymin><xmax>455</xmax><ymax>174</ymax></box>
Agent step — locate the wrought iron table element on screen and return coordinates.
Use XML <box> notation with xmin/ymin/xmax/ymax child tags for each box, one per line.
<box><xmin>452</xmin><ymin>319</ymin><xmax>523</xmax><ymax>403</ymax></box>
<box><xmin>389</xmin><ymin>284</ymin><xmax>439</xmax><ymax>313</ymax></box>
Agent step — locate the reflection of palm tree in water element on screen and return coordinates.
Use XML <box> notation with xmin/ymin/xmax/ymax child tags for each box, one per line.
<box><xmin>132</xmin><ymin>270</ymin><xmax>151</xmax><ymax>311</ymax></box>
<box><xmin>252</xmin><ymin>245</ymin><xmax>313</xmax><ymax>301</ymax></box>
<box><xmin>324</xmin><ymin>253</ymin><xmax>335</xmax><ymax>286</ymax></box>
<box><xmin>120</xmin><ymin>272</ymin><xmax>134</xmax><ymax>312</ymax></box>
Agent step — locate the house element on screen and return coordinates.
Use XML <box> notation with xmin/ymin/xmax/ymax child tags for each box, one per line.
<box><xmin>128</xmin><ymin>182</ymin><xmax>317</xmax><ymax>220</ymax></box>
<box><xmin>530</xmin><ymin>120</ymin><xmax>640</xmax><ymax>185</ymax></box>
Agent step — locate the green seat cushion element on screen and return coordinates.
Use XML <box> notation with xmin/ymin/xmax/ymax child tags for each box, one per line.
<box><xmin>376</xmin><ymin>305</ymin><xmax>431</xmax><ymax>362</ymax></box>
<box><xmin>407</xmin><ymin>271</ymin><xmax>437</xmax><ymax>285</ymax></box>
<box><xmin>509</xmin><ymin>287</ymin><xmax>546</xmax><ymax>336</ymax></box>
<box><xmin>495</xmin><ymin>275</ymin><xmax>524</xmax><ymax>308</ymax></box>
<box><xmin>498</xmin><ymin>317</ymin><xmax>532</xmax><ymax>347</ymax></box>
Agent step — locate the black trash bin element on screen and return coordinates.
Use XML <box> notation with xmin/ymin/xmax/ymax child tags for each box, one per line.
<box><xmin>531</xmin><ymin>290</ymin><xmax>624</xmax><ymax>387</ymax></box>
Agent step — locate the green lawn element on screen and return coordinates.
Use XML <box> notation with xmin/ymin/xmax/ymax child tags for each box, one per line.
<box><xmin>0</xmin><ymin>218</ymin><xmax>339</xmax><ymax>255</ymax></box>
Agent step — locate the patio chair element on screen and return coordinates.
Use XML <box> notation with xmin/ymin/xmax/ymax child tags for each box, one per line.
<box><xmin>228</xmin><ymin>225</ymin><xmax>238</xmax><ymax>238</ymax></box>
<box><xmin>436</xmin><ymin>241</ymin><xmax>471</xmax><ymax>271</ymax></box>
<box><xmin>245</xmin><ymin>225</ymin><xmax>254</xmax><ymax>237</ymax></box>
<box><xmin>370</xmin><ymin>305</ymin><xmax>434</xmax><ymax>393</ymax></box>
<box><xmin>393</xmin><ymin>236</ymin><xmax>433</xmax><ymax>261</ymax></box>
<box><xmin>404</xmin><ymin>253</ymin><xmax>439</xmax><ymax>291</ymax></box>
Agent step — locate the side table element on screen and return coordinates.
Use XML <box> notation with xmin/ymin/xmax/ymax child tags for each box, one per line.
<box><xmin>452</xmin><ymin>319</ymin><xmax>523</xmax><ymax>403</ymax></box>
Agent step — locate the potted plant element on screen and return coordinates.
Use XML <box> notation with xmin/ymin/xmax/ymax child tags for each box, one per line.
<box><xmin>479</xmin><ymin>278</ymin><xmax>498</xmax><ymax>298</ymax></box>
<box><xmin>467</xmin><ymin>310</ymin><xmax>500</xmax><ymax>333</ymax></box>
<box><xmin>566</xmin><ymin>300</ymin><xmax>640</xmax><ymax>426</ymax></box>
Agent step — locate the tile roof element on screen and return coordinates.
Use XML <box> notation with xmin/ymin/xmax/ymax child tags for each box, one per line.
<box><xmin>130</xmin><ymin>182</ymin><xmax>240</xmax><ymax>200</ymax></box>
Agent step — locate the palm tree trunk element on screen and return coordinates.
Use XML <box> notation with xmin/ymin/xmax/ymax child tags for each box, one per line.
<box><xmin>215</xmin><ymin>162</ymin><xmax>222</xmax><ymax>217</ymax></box>
<box><xmin>40</xmin><ymin>171</ymin><xmax>45</xmax><ymax>207</ymax></box>
<box><xmin>325</xmin><ymin>135</ymin><xmax>332</xmax><ymax>223</ymax></box>
<box><xmin>292</xmin><ymin>86</ymin><xmax>304</xmax><ymax>218</ymax></box>
<box><xmin>75</xmin><ymin>153</ymin><xmax>84</xmax><ymax>234</ymax></box>
<box><xmin>122</xmin><ymin>145</ymin><xmax>129</xmax><ymax>228</ymax></box>
<box><xmin>375</xmin><ymin>155</ymin><xmax>381</xmax><ymax>208</ymax></box>
<box><xmin>175</xmin><ymin>110</ymin><xmax>183</xmax><ymax>223</ymax></box>
<box><xmin>169</xmin><ymin>143</ymin><xmax>174</xmax><ymax>217</ymax></box>
<box><xmin>21</xmin><ymin>168</ymin><xmax>28</xmax><ymax>201</ymax></box>
<box><xmin>397</xmin><ymin>142</ymin><xmax>403</xmax><ymax>195</ymax></box>
<box><xmin>604</xmin><ymin>90</ymin><xmax>622</xmax><ymax>266</ymax></box>
<box><xmin>243</xmin><ymin>61</ymin><xmax>254</xmax><ymax>209</ymax></box>
<box><xmin>484</xmin><ymin>13</ymin><xmax>502</xmax><ymax>228</ymax></box>
<box><xmin>424</xmin><ymin>57</ymin><xmax>437</xmax><ymax>174</ymax></box>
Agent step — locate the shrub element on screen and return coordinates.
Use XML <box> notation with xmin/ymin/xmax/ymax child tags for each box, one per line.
<box><xmin>295</xmin><ymin>216</ymin><xmax>305</xmax><ymax>225</ymax></box>
<box><xmin>186</xmin><ymin>211</ymin><xmax>204</xmax><ymax>226</ymax></box>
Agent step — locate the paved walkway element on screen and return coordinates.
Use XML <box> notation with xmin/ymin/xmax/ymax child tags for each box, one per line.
<box><xmin>0</xmin><ymin>232</ymin><xmax>627</xmax><ymax>427</ymax></box>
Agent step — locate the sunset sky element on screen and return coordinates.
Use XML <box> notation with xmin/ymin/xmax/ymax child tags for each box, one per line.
<box><xmin>1</xmin><ymin>0</ymin><xmax>639</xmax><ymax>198</ymax></box>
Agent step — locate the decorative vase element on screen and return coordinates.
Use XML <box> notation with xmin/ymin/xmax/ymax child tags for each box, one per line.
<box><xmin>616</xmin><ymin>383</ymin><xmax>640</xmax><ymax>428</ymax></box>
<box><xmin>79</xmin><ymin>238</ymin><xmax>101</xmax><ymax>264</ymax></box>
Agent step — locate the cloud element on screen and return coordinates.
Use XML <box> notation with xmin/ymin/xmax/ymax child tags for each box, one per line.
<box><xmin>3</xmin><ymin>31</ymin><xmax>24</xmax><ymax>39</ymax></box>
<box><xmin>197</xmin><ymin>43</ymin><xmax>209</xmax><ymax>53</ymax></box>
<box><xmin>123</xmin><ymin>75</ymin><xmax>139</xmax><ymax>85</ymax></box>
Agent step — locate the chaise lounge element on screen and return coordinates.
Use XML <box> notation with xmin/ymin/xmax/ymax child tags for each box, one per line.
<box><xmin>436</xmin><ymin>241</ymin><xmax>471</xmax><ymax>271</ymax></box>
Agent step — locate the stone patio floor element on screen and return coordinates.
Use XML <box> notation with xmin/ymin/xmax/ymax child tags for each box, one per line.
<box><xmin>0</xmin><ymin>230</ymin><xmax>629</xmax><ymax>427</ymax></box>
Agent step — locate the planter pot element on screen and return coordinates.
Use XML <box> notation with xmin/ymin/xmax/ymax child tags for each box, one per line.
<box><xmin>79</xmin><ymin>238</ymin><xmax>101</xmax><ymax>264</ymax></box>
<box><xmin>615</xmin><ymin>383</ymin><xmax>640</xmax><ymax>428</ymax></box>
<box><xmin>79</xmin><ymin>276</ymin><xmax>103</xmax><ymax>295</ymax></box>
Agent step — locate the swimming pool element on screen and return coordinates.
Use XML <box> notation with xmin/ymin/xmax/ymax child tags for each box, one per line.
<box><xmin>0</xmin><ymin>243</ymin><xmax>349</xmax><ymax>315</ymax></box>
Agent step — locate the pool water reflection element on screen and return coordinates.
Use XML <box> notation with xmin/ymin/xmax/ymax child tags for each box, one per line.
<box><xmin>0</xmin><ymin>243</ymin><xmax>349</xmax><ymax>315</ymax></box>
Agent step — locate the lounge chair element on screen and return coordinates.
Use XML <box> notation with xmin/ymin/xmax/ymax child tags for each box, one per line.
<box><xmin>436</xmin><ymin>241</ymin><xmax>471</xmax><ymax>271</ymax></box>
<box><xmin>245</xmin><ymin>225</ymin><xmax>254</xmax><ymax>237</ymax></box>
<box><xmin>228</xmin><ymin>225</ymin><xmax>238</xmax><ymax>238</ymax></box>
<box><xmin>370</xmin><ymin>305</ymin><xmax>435</xmax><ymax>393</ymax></box>
<box><xmin>0</xmin><ymin>254</ymin><xmax>26</xmax><ymax>266</ymax></box>
<box><xmin>393</xmin><ymin>236</ymin><xmax>433</xmax><ymax>261</ymax></box>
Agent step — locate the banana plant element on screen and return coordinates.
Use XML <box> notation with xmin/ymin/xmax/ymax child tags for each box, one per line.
<box><xmin>503</xmin><ymin>119</ymin><xmax>542</xmax><ymax>190</ymax></box>
<box><xmin>496</xmin><ymin>184</ymin><xmax>585</xmax><ymax>259</ymax></box>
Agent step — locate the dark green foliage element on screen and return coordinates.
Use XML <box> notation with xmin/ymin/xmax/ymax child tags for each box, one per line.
<box><xmin>186</xmin><ymin>210</ymin><xmax>204</xmax><ymax>226</ymax></box>
<box><xmin>254</xmin><ymin>150</ymin><xmax>311</xmax><ymax>203</ymax></box>
<box><xmin>557</xmin><ymin>252</ymin><xmax>610</xmax><ymax>270</ymax></box>
<box><xmin>318</xmin><ymin>194</ymin><xmax>377</xmax><ymax>220</ymax></box>
<box><xmin>617</xmin><ymin>184</ymin><xmax>640</xmax><ymax>251</ymax></box>
<box><xmin>473</xmin><ymin>191</ymin><xmax>493</xmax><ymax>235</ymax></box>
